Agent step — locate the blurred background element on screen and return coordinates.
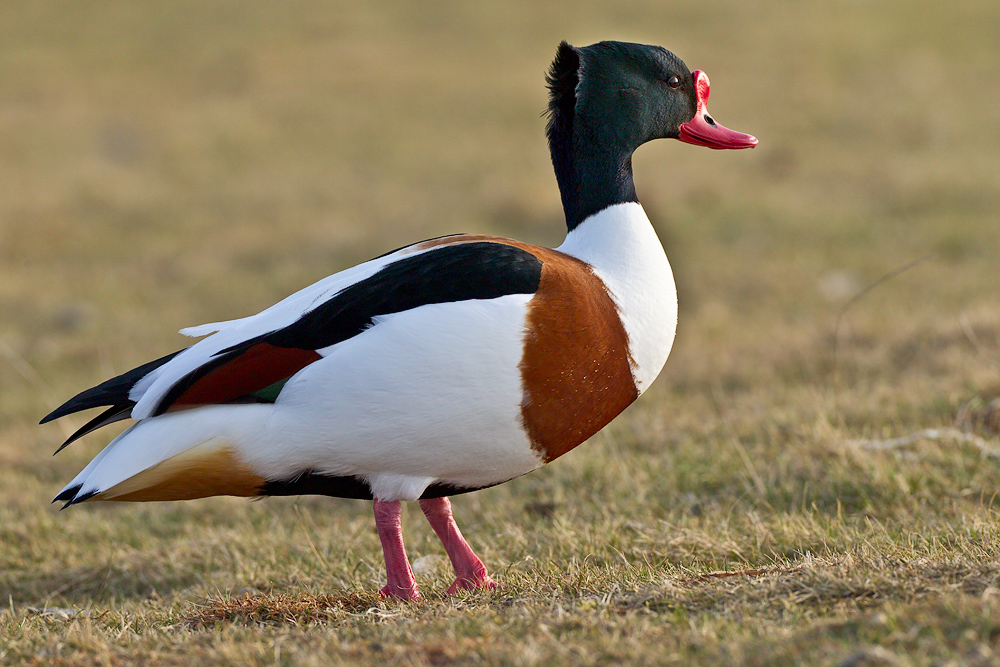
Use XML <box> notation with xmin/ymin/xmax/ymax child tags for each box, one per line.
<box><xmin>1</xmin><ymin>0</ymin><xmax>998</xmax><ymax>600</ymax></box>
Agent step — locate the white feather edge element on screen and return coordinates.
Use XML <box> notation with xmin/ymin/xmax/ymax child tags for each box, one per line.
<box><xmin>178</xmin><ymin>319</ymin><xmax>243</xmax><ymax>338</ymax></box>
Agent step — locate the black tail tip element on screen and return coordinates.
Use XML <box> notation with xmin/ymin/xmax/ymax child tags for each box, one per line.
<box><xmin>53</xmin><ymin>485</ymin><xmax>97</xmax><ymax>509</ymax></box>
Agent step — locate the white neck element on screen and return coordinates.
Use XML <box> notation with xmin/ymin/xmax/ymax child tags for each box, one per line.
<box><xmin>557</xmin><ymin>202</ymin><xmax>677</xmax><ymax>393</ymax></box>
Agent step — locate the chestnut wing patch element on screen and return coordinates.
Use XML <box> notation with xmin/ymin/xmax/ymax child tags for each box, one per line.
<box><xmin>156</xmin><ymin>344</ymin><xmax>324</xmax><ymax>413</ymax></box>
<box><xmin>151</xmin><ymin>242</ymin><xmax>543</xmax><ymax>415</ymax></box>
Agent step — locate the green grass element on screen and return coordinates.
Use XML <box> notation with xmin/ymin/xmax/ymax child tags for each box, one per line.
<box><xmin>2</xmin><ymin>0</ymin><xmax>1000</xmax><ymax>665</ymax></box>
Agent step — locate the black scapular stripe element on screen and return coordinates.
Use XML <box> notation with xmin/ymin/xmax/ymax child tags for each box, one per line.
<box><xmin>249</xmin><ymin>241</ymin><xmax>543</xmax><ymax>351</ymax></box>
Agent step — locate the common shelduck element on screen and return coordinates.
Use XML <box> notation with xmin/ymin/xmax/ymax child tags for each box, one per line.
<box><xmin>43</xmin><ymin>41</ymin><xmax>756</xmax><ymax>600</ymax></box>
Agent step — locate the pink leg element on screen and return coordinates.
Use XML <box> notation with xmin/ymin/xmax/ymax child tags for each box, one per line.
<box><xmin>373</xmin><ymin>499</ymin><xmax>420</xmax><ymax>601</ymax></box>
<box><xmin>419</xmin><ymin>497</ymin><xmax>497</xmax><ymax>594</ymax></box>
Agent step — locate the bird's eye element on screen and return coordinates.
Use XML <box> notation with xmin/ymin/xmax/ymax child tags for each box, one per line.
<box><xmin>666</xmin><ymin>75</ymin><xmax>681</xmax><ymax>89</ymax></box>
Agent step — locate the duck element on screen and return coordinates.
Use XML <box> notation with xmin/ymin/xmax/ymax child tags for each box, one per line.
<box><xmin>42</xmin><ymin>40</ymin><xmax>756</xmax><ymax>601</ymax></box>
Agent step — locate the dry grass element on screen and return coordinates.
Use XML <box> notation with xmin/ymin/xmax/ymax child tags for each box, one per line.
<box><xmin>2</xmin><ymin>0</ymin><xmax>1000</xmax><ymax>665</ymax></box>
<box><xmin>181</xmin><ymin>592</ymin><xmax>378</xmax><ymax>628</ymax></box>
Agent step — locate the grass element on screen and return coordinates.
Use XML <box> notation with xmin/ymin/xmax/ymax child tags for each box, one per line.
<box><xmin>2</xmin><ymin>0</ymin><xmax>1000</xmax><ymax>665</ymax></box>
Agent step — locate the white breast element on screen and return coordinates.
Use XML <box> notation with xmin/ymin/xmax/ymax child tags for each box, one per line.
<box><xmin>557</xmin><ymin>202</ymin><xmax>677</xmax><ymax>393</ymax></box>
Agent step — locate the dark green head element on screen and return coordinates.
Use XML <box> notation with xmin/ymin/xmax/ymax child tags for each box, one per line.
<box><xmin>546</xmin><ymin>40</ymin><xmax>756</xmax><ymax>229</ymax></box>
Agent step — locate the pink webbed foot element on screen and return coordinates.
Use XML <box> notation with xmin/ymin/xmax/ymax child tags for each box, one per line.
<box><xmin>445</xmin><ymin>572</ymin><xmax>498</xmax><ymax>595</ymax></box>
<box><xmin>420</xmin><ymin>497</ymin><xmax>498</xmax><ymax>595</ymax></box>
<box><xmin>378</xmin><ymin>583</ymin><xmax>421</xmax><ymax>602</ymax></box>
<box><xmin>373</xmin><ymin>499</ymin><xmax>422</xmax><ymax>601</ymax></box>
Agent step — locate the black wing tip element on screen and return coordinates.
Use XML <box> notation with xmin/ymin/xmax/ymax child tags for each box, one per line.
<box><xmin>41</xmin><ymin>394</ymin><xmax>106</xmax><ymax>425</ymax></box>
<box><xmin>53</xmin><ymin>438</ymin><xmax>76</xmax><ymax>456</ymax></box>
<box><xmin>40</xmin><ymin>347</ymin><xmax>186</xmax><ymax>425</ymax></box>
<box><xmin>51</xmin><ymin>404</ymin><xmax>133</xmax><ymax>455</ymax></box>
<box><xmin>40</xmin><ymin>408</ymin><xmax>67</xmax><ymax>425</ymax></box>
<box><xmin>40</xmin><ymin>384</ymin><xmax>119</xmax><ymax>425</ymax></box>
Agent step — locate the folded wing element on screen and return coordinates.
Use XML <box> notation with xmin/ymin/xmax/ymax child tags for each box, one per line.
<box><xmin>43</xmin><ymin>239</ymin><xmax>544</xmax><ymax>451</ymax></box>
